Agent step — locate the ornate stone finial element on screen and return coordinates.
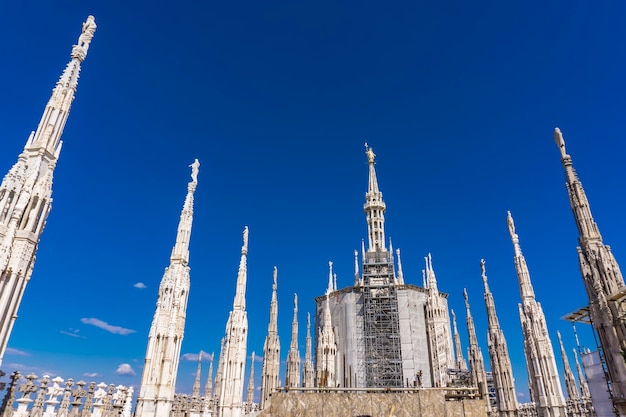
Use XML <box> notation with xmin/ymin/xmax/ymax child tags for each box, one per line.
<box><xmin>463</xmin><ymin>288</ymin><xmax>469</xmax><ymax>306</ymax></box>
<box><xmin>190</xmin><ymin>159</ymin><xmax>200</xmax><ymax>184</ymax></box>
<box><xmin>480</xmin><ymin>259</ymin><xmax>487</xmax><ymax>283</ymax></box>
<box><xmin>71</xmin><ymin>16</ymin><xmax>97</xmax><ymax>61</ymax></box>
<box><xmin>451</xmin><ymin>309</ymin><xmax>456</xmax><ymax>322</ymax></box>
<box><xmin>554</xmin><ymin>127</ymin><xmax>567</xmax><ymax>159</ymax></box>
<box><xmin>241</xmin><ymin>226</ymin><xmax>249</xmax><ymax>254</ymax></box>
<box><xmin>365</xmin><ymin>143</ymin><xmax>376</xmax><ymax>164</ymax></box>
<box><xmin>293</xmin><ymin>293</ymin><xmax>298</xmax><ymax>314</ymax></box>
<box><xmin>307</xmin><ymin>312</ymin><xmax>311</xmax><ymax>328</ymax></box>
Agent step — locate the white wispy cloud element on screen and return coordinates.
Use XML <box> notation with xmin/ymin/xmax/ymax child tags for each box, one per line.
<box><xmin>181</xmin><ymin>351</ymin><xmax>213</xmax><ymax>362</ymax></box>
<box><xmin>5</xmin><ymin>347</ymin><xmax>29</xmax><ymax>356</ymax></box>
<box><xmin>60</xmin><ymin>328</ymin><xmax>85</xmax><ymax>338</ymax></box>
<box><xmin>115</xmin><ymin>363</ymin><xmax>136</xmax><ymax>376</ymax></box>
<box><xmin>83</xmin><ymin>372</ymin><xmax>99</xmax><ymax>378</ymax></box>
<box><xmin>80</xmin><ymin>318</ymin><xmax>136</xmax><ymax>335</ymax></box>
<box><xmin>133</xmin><ymin>282</ymin><xmax>147</xmax><ymax>289</ymax></box>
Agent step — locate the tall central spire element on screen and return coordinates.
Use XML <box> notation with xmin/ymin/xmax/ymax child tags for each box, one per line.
<box><xmin>364</xmin><ymin>144</ymin><xmax>386</xmax><ymax>252</ymax></box>
<box><xmin>0</xmin><ymin>16</ymin><xmax>96</xmax><ymax>366</ymax></box>
<box><xmin>136</xmin><ymin>161</ymin><xmax>199</xmax><ymax>417</ymax></box>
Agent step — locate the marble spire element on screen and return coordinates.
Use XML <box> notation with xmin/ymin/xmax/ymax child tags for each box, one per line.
<box><xmin>0</xmin><ymin>16</ymin><xmax>96</xmax><ymax>366</ymax></box>
<box><xmin>364</xmin><ymin>144</ymin><xmax>387</xmax><ymax>252</ymax></box>
<box><xmin>245</xmin><ymin>352</ymin><xmax>255</xmax><ymax>412</ymax></box>
<box><xmin>316</xmin><ymin>291</ymin><xmax>337</xmax><ymax>388</ymax></box>
<box><xmin>205</xmin><ymin>355</ymin><xmax>214</xmax><ymax>399</ymax></box>
<box><xmin>573</xmin><ymin>349</ymin><xmax>591</xmax><ymax>398</ymax></box>
<box><xmin>508</xmin><ymin>212</ymin><xmax>566</xmax><ymax>417</ymax></box>
<box><xmin>557</xmin><ymin>332</ymin><xmax>578</xmax><ymax>400</ymax></box>
<box><xmin>214</xmin><ymin>337</ymin><xmax>226</xmax><ymax>404</ymax></box>
<box><xmin>424</xmin><ymin>253</ymin><xmax>454</xmax><ymax>387</ymax></box>
<box><xmin>451</xmin><ymin>310</ymin><xmax>467</xmax><ymax>370</ymax></box>
<box><xmin>464</xmin><ymin>288</ymin><xmax>490</xmax><ymax>408</ymax></box>
<box><xmin>193</xmin><ymin>353</ymin><xmax>203</xmax><ymax>398</ymax></box>
<box><xmin>286</xmin><ymin>294</ymin><xmax>301</xmax><ymax>388</ymax></box>
<box><xmin>481</xmin><ymin>259</ymin><xmax>518</xmax><ymax>417</ymax></box>
<box><xmin>353</xmin><ymin>250</ymin><xmax>360</xmax><ymax>286</ymax></box>
<box><xmin>396</xmin><ymin>249</ymin><xmax>405</xmax><ymax>285</ymax></box>
<box><xmin>136</xmin><ymin>160</ymin><xmax>199</xmax><ymax>417</ymax></box>
<box><xmin>202</xmin><ymin>355</ymin><xmax>214</xmax><ymax>416</ymax></box>
<box><xmin>302</xmin><ymin>312</ymin><xmax>315</xmax><ymax>388</ymax></box>
<box><xmin>260</xmin><ymin>267</ymin><xmax>280</xmax><ymax>410</ymax></box>
<box><xmin>327</xmin><ymin>261</ymin><xmax>334</xmax><ymax>294</ymax></box>
<box><xmin>217</xmin><ymin>227</ymin><xmax>249</xmax><ymax>417</ymax></box>
<box><xmin>554</xmin><ymin>128</ymin><xmax>626</xmax><ymax>414</ymax></box>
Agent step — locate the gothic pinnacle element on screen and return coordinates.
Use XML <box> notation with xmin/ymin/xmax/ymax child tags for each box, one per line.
<box><xmin>354</xmin><ymin>250</ymin><xmax>360</xmax><ymax>286</ymax></box>
<box><xmin>233</xmin><ymin>226</ymin><xmax>249</xmax><ymax>310</ymax></box>
<box><xmin>0</xmin><ymin>16</ymin><xmax>97</xmax><ymax>367</ymax></box>
<box><xmin>29</xmin><ymin>15</ymin><xmax>96</xmax><ymax>154</ymax></box>
<box><xmin>396</xmin><ymin>248</ymin><xmax>404</xmax><ymax>285</ymax></box>
<box><xmin>327</xmin><ymin>261</ymin><xmax>334</xmax><ymax>294</ymax></box>
<box><xmin>364</xmin><ymin>144</ymin><xmax>386</xmax><ymax>252</ymax></box>
<box><xmin>170</xmin><ymin>160</ymin><xmax>199</xmax><ymax>265</ymax></box>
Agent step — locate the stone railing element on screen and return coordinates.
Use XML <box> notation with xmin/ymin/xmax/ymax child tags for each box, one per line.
<box><xmin>171</xmin><ymin>394</ymin><xmax>259</xmax><ymax>417</ymax></box>
<box><xmin>0</xmin><ymin>371</ymin><xmax>133</xmax><ymax>417</ymax></box>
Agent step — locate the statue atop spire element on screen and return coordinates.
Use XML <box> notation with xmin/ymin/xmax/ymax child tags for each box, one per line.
<box><xmin>365</xmin><ymin>143</ymin><xmax>376</xmax><ymax>163</ymax></box>
<box><xmin>190</xmin><ymin>159</ymin><xmax>200</xmax><ymax>184</ymax></box>
<box><xmin>554</xmin><ymin>128</ymin><xmax>567</xmax><ymax>159</ymax></box>
<box><xmin>72</xmin><ymin>16</ymin><xmax>97</xmax><ymax>60</ymax></box>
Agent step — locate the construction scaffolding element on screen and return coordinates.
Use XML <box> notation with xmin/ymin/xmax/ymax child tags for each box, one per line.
<box><xmin>362</xmin><ymin>251</ymin><xmax>403</xmax><ymax>387</ymax></box>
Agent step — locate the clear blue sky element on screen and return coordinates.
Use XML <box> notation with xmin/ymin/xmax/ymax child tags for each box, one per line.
<box><xmin>1</xmin><ymin>0</ymin><xmax>625</xmax><ymax>403</ymax></box>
